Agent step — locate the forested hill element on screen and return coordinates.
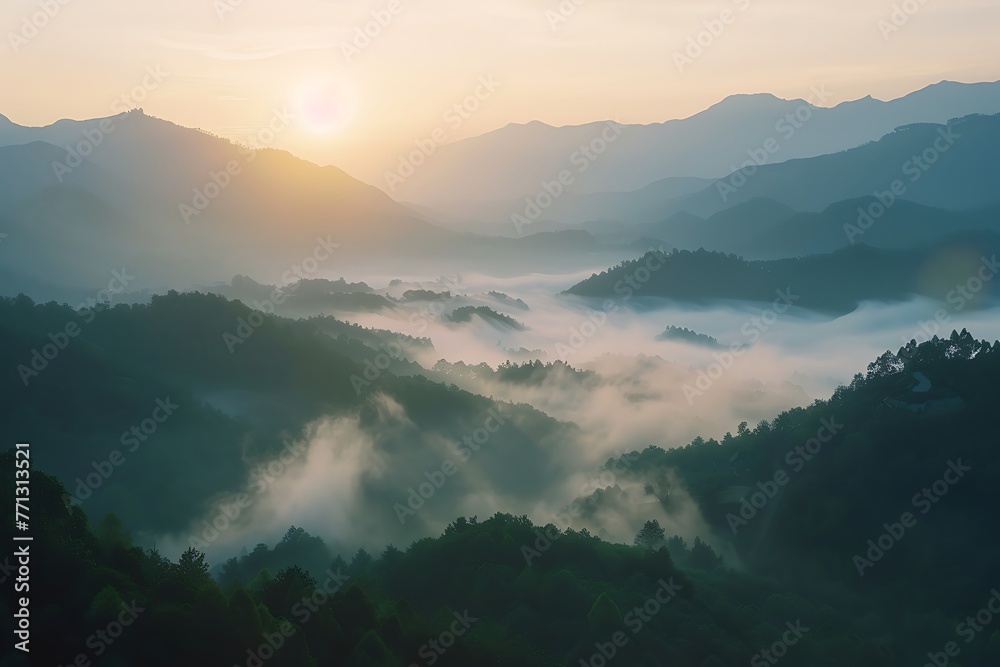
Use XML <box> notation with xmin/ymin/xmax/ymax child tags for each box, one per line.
<box><xmin>576</xmin><ymin>331</ymin><xmax>1000</xmax><ymax>665</ymax></box>
<box><xmin>0</xmin><ymin>291</ymin><xmax>573</xmax><ymax>540</ymax></box>
<box><xmin>565</xmin><ymin>238</ymin><xmax>1000</xmax><ymax>313</ymax></box>
<box><xmin>4</xmin><ymin>457</ymin><xmax>897</xmax><ymax>666</ymax></box>
<box><xmin>5</xmin><ymin>331</ymin><xmax>1000</xmax><ymax>665</ymax></box>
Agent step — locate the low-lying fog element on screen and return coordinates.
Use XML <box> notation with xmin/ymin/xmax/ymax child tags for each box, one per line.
<box><xmin>158</xmin><ymin>267</ymin><xmax>1000</xmax><ymax>565</ymax></box>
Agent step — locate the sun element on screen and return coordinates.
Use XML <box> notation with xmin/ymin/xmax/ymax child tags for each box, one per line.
<box><xmin>293</xmin><ymin>79</ymin><xmax>357</xmax><ymax>136</ymax></box>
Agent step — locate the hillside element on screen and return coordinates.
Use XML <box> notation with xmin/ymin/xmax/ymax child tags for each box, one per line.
<box><xmin>7</xmin><ymin>333</ymin><xmax>1000</xmax><ymax>666</ymax></box>
<box><xmin>0</xmin><ymin>292</ymin><xmax>575</xmax><ymax>543</ymax></box>
<box><xmin>566</xmin><ymin>235</ymin><xmax>1000</xmax><ymax>313</ymax></box>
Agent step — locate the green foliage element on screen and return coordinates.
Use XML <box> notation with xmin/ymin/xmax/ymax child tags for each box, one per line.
<box><xmin>586</xmin><ymin>593</ymin><xmax>622</xmax><ymax>633</ymax></box>
<box><xmin>4</xmin><ymin>291</ymin><xmax>1000</xmax><ymax>667</ymax></box>
<box><xmin>0</xmin><ymin>457</ymin><xmax>929</xmax><ymax>666</ymax></box>
<box><xmin>565</xmin><ymin>244</ymin><xmax>1000</xmax><ymax>314</ymax></box>
<box><xmin>633</xmin><ymin>519</ymin><xmax>666</xmax><ymax>548</ymax></box>
<box><xmin>657</xmin><ymin>326</ymin><xmax>722</xmax><ymax>348</ymax></box>
<box><xmin>447</xmin><ymin>306</ymin><xmax>526</xmax><ymax>330</ymax></box>
<box><xmin>85</xmin><ymin>585</ymin><xmax>125</xmax><ymax>626</ymax></box>
<box><xmin>96</xmin><ymin>513</ymin><xmax>132</xmax><ymax>551</ymax></box>
<box><xmin>344</xmin><ymin>630</ymin><xmax>396</xmax><ymax>667</ymax></box>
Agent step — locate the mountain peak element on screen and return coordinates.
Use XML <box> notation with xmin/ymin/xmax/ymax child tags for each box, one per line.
<box><xmin>697</xmin><ymin>93</ymin><xmax>795</xmax><ymax>117</ymax></box>
<box><xmin>721</xmin><ymin>92</ymin><xmax>784</xmax><ymax>102</ymax></box>
<box><xmin>928</xmin><ymin>79</ymin><xmax>960</xmax><ymax>88</ymax></box>
<box><xmin>502</xmin><ymin>120</ymin><xmax>555</xmax><ymax>131</ymax></box>
<box><xmin>900</xmin><ymin>78</ymin><xmax>1000</xmax><ymax>101</ymax></box>
<box><xmin>842</xmin><ymin>93</ymin><xmax>879</xmax><ymax>106</ymax></box>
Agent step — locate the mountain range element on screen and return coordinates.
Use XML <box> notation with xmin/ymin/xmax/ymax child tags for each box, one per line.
<box><xmin>5</xmin><ymin>80</ymin><xmax>1000</xmax><ymax>304</ymax></box>
<box><xmin>383</xmin><ymin>80</ymin><xmax>1000</xmax><ymax>214</ymax></box>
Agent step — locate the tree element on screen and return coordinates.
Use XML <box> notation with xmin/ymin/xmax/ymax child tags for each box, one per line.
<box><xmin>178</xmin><ymin>547</ymin><xmax>210</xmax><ymax>577</ymax></box>
<box><xmin>248</xmin><ymin>567</ymin><xmax>274</xmax><ymax>596</ymax></box>
<box><xmin>96</xmin><ymin>513</ymin><xmax>132</xmax><ymax>551</ymax></box>
<box><xmin>227</xmin><ymin>586</ymin><xmax>262</xmax><ymax>645</ymax></box>
<box><xmin>866</xmin><ymin>350</ymin><xmax>905</xmax><ymax>379</ymax></box>
<box><xmin>85</xmin><ymin>585</ymin><xmax>125</xmax><ymax>626</ymax></box>
<box><xmin>587</xmin><ymin>592</ymin><xmax>622</xmax><ymax>633</ymax></box>
<box><xmin>348</xmin><ymin>548</ymin><xmax>373</xmax><ymax>576</ymax></box>
<box><xmin>379</xmin><ymin>544</ymin><xmax>403</xmax><ymax>570</ymax></box>
<box><xmin>344</xmin><ymin>630</ymin><xmax>394</xmax><ymax>667</ymax></box>
<box><xmin>690</xmin><ymin>537</ymin><xmax>721</xmax><ymax>570</ymax></box>
<box><xmin>666</xmin><ymin>535</ymin><xmax>688</xmax><ymax>557</ymax></box>
<box><xmin>261</xmin><ymin>566</ymin><xmax>316</xmax><ymax>617</ymax></box>
<box><xmin>633</xmin><ymin>520</ymin><xmax>666</xmax><ymax>549</ymax></box>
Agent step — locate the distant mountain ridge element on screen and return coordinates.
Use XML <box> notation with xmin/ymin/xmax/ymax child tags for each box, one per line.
<box><xmin>674</xmin><ymin>113</ymin><xmax>1000</xmax><ymax>217</ymax></box>
<box><xmin>0</xmin><ymin>120</ymin><xmax>437</xmax><ymax>300</ymax></box>
<box><xmin>6</xmin><ymin>87</ymin><xmax>1000</xmax><ymax>299</ymax></box>
<box><xmin>381</xmin><ymin>79</ymin><xmax>1000</xmax><ymax>211</ymax></box>
<box><xmin>0</xmin><ymin>111</ymin><xmax>633</xmax><ymax>300</ymax></box>
<box><xmin>539</xmin><ymin>113</ymin><xmax>1000</xmax><ymax>259</ymax></box>
<box><xmin>566</xmin><ymin>232</ymin><xmax>1000</xmax><ymax>314</ymax></box>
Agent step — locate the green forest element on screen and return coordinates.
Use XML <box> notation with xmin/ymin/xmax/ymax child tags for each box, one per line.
<box><xmin>3</xmin><ymin>292</ymin><xmax>1000</xmax><ymax>666</ymax></box>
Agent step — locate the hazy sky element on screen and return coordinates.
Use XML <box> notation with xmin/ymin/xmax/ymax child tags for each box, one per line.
<box><xmin>3</xmin><ymin>0</ymin><xmax>998</xmax><ymax>182</ymax></box>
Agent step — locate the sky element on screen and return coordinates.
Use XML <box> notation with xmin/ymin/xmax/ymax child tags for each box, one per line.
<box><xmin>2</xmin><ymin>0</ymin><xmax>999</xmax><ymax>184</ymax></box>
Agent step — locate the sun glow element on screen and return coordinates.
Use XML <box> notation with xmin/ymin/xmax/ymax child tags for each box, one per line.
<box><xmin>293</xmin><ymin>79</ymin><xmax>358</xmax><ymax>136</ymax></box>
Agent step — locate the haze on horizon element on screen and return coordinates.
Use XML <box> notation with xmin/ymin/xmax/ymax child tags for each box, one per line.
<box><xmin>3</xmin><ymin>0</ymin><xmax>999</xmax><ymax>185</ymax></box>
